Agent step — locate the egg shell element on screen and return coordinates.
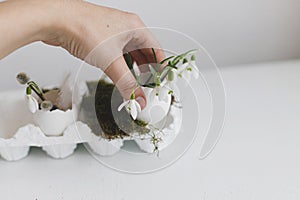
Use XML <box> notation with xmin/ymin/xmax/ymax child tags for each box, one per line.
<box><xmin>33</xmin><ymin>106</ymin><xmax>77</xmax><ymax>136</ymax></box>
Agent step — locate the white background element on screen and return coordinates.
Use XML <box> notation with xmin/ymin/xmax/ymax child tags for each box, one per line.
<box><xmin>1</xmin><ymin>0</ymin><xmax>300</xmax><ymax>67</ymax></box>
<box><xmin>0</xmin><ymin>0</ymin><xmax>300</xmax><ymax>199</ymax></box>
<box><xmin>95</xmin><ymin>0</ymin><xmax>300</xmax><ymax>66</ymax></box>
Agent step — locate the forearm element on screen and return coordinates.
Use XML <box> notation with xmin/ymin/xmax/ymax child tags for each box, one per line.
<box><xmin>0</xmin><ymin>0</ymin><xmax>57</xmax><ymax>59</ymax></box>
<box><xmin>0</xmin><ymin>0</ymin><xmax>162</xmax><ymax>106</ymax></box>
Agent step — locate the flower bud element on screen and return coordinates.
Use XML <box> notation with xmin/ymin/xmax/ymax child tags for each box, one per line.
<box><xmin>191</xmin><ymin>55</ymin><xmax>196</xmax><ymax>61</ymax></box>
<box><xmin>130</xmin><ymin>92</ymin><xmax>136</xmax><ymax>100</ymax></box>
<box><xmin>16</xmin><ymin>72</ymin><xmax>30</xmax><ymax>85</ymax></box>
<box><xmin>168</xmin><ymin>70</ymin><xmax>174</xmax><ymax>81</ymax></box>
<box><xmin>41</xmin><ymin>101</ymin><xmax>53</xmax><ymax>111</ymax></box>
<box><xmin>26</xmin><ymin>86</ymin><xmax>32</xmax><ymax>95</ymax></box>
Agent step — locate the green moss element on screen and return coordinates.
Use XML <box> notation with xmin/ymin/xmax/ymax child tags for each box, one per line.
<box><xmin>80</xmin><ymin>80</ymin><xmax>150</xmax><ymax>139</ymax></box>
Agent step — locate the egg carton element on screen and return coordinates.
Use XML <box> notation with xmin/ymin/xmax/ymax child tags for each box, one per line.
<box><xmin>0</xmin><ymin>90</ymin><xmax>182</xmax><ymax>161</ymax></box>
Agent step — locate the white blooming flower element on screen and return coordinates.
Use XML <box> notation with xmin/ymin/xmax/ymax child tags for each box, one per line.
<box><xmin>177</xmin><ymin>58</ymin><xmax>199</xmax><ymax>81</ymax></box>
<box><xmin>118</xmin><ymin>98</ymin><xmax>141</xmax><ymax>120</ymax></box>
<box><xmin>150</xmin><ymin>85</ymin><xmax>169</xmax><ymax>101</ymax></box>
<box><xmin>163</xmin><ymin>80</ymin><xmax>176</xmax><ymax>94</ymax></box>
<box><xmin>26</xmin><ymin>95</ymin><xmax>39</xmax><ymax>113</ymax></box>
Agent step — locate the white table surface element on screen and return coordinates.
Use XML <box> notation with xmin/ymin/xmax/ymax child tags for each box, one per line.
<box><xmin>1</xmin><ymin>60</ymin><xmax>300</xmax><ymax>200</ymax></box>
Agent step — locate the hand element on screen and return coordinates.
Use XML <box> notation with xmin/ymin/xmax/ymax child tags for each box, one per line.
<box><xmin>0</xmin><ymin>0</ymin><xmax>165</xmax><ymax>109</ymax></box>
<box><xmin>43</xmin><ymin>0</ymin><xmax>165</xmax><ymax>109</ymax></box>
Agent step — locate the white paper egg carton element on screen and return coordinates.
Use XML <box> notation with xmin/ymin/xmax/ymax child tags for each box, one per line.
<box><xmin>0</xmin><ymin>90</ymin><xmax>182</xmax><ymax>161</ymax></box>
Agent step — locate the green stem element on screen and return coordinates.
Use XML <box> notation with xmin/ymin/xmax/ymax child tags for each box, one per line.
<box><xmin>27</xmin><ymin>81</ymin><xmax>45</xmax><ymax>101</ymax></box>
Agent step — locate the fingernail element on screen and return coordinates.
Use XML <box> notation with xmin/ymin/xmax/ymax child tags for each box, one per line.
<box><xmin>136</xmin><ymin>96</ymin><xmax>146</xmax><ymax>109</ymax></box>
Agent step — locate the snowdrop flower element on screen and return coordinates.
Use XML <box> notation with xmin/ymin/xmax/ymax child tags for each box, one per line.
<box><xmin>152</xmin><ymin>69</ymin><xmax>176</xmax><ymax>97</ymax></box>
<box><xmin>177</xmin><ymin>55</ymin><xmax>199</xmax><ymax>81</ymax></box>
<box><xmin>163</xmin><ymin>81</ymin><xmax>176</xmax><ymax>95</ymax></box>
<box><xmin>118</xmin><ymin>93</ymin><xmax>141</xmax><ymax>120</ymax></box>
<box><xmin>149</xmin><ymin>68</ymin><xmax>176</xmax><ymax>101</ymax></box>
<box><xmin>16</xmin><ymin>72</ymin><xmax>46</xmax><ymax>101</ymax></box>
<box><xmin>150</xmin><ymin>85</ymin><xmax>169</xmax><ymax>101</ymax></box>
<box><xmin>26</xmin><ymin>95</ymin><xmax>39</xmax><ymax>113</ymax></box>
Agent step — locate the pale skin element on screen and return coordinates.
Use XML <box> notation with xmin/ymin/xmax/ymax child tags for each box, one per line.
<box><xmin>0</xmin><ymin>0</ymin><xmax>165</xmax><ymax>109</ymax></box>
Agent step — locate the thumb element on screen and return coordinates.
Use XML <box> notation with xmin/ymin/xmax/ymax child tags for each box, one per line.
<box><xmin>104</xmin><ymin>56</ymin><xmax>147</xmax><ymax>109</ymax></box>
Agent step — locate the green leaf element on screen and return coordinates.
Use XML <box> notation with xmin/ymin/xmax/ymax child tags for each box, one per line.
<box><xmin>173</xmin><ymin>58</ymin><xmax>183</xmax><ymax>66</ymax></box>
<box><xmin>172</xmin><ymin>55</ymin><xmax>183</xmax><ymax>65</ymax></box>
<box><xmin>27</xmin><ymin>81</ymin><xmax>45</xmax><ymax>101</ymax></box>
<box><xmin>159</xmin><ymin>56</ymin><xmax>175</xmax><ymax>64</ymax></box>
<box><xmin>142</xmin><ymin>83</ymin><xmax>156</xmax><ymax>88</ymax></box>
<box><xmin>183</xmin><ymin>49</ymin><xmax>198</xmax><ymax>56</ymax></box>
<box><xmin>168</xmin><ymin>64</ymin><xmax>178</xmax><ymax>70</ymax></box>
<box><xmin>172</xmin><ymin>49</ymin><xmax>198</xmax><ymax>65</ymax></box>
<box><xmin>151</xmin><ymin>48</ymin><xmax>161</xmax><ymax>71</ymax></box>
<box><xmin>151</xmin><ymin>48</ymin><xmax>158</xmax><ymax>64</ymax></box>
<box><xmin>28</xmin><ymin>81</ymin><xmax>42</xmax><ymax>94</ymax></box>
<box><xmin>124</xmin><ymin>53</ymin><xmax>133</xmax><ymax>70</ymax></box>
<box><xmin>178</xmin><ymin>49</ymin><xmax>198</xmax><ymax>58</ymax></box>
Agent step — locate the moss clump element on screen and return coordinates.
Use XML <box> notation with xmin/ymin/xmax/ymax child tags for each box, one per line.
<box><xmin>80</xmin><ymin>80</ymin><xmax>150</xmax><ymax>139</ymax></box>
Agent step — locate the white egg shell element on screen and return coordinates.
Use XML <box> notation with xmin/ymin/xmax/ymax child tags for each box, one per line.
<box><xmin>33</xmin><ymin>105</ymin><xmax>77</xmax><ymax>136</ymax></box>
<box><xmin>137</xmin><ymin>87</ymin><xmax>171</xmax><ymax>124</ymax></box>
